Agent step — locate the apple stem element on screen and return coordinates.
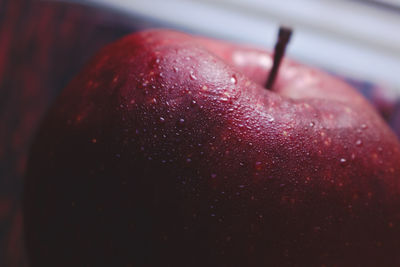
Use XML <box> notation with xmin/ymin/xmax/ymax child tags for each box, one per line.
<box><xmin>266</xmin><ymin>26</ymin><xmax>293</xmax><ymax>90</ymax></box>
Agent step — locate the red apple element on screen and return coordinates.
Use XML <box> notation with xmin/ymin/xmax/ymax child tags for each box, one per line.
<box><xmin>24</xmin><ymin>29</ymin><xmax>400</xmax><ymax>266</ymax></box>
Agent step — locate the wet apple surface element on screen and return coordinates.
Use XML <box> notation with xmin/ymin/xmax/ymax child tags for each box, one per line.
<box><xmin>24</xmin><ymin>30</ymin><xmax>400</xmax><ymax>266</ymax></box>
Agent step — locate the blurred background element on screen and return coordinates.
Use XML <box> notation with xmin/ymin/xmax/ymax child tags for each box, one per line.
<box><xmin>1</xmin><ymin>0</ymin><xmax>400</xmax><ymax>265</ymax></box>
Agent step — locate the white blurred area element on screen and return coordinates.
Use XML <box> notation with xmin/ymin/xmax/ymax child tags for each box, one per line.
<box><xmin>83</xmin><ymin>0</ymin><xmax>400</xmax><ymax>92</ymax></box>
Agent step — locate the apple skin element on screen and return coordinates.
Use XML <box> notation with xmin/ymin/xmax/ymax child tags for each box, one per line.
<box><xmin>24</xmin><ymin>29</ymin><xmax>400</xmax><ymax>266</ymax></box>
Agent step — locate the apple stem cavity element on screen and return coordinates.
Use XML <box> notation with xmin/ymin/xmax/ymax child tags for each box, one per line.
<box><xmin>266</xmin><ymin>26</ymin><xmax>293</xmax><ymax>90</ymax></box>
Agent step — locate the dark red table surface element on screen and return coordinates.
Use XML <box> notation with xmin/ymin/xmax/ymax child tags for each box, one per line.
<box><xmin>1</xmin><ymin>0</ymin><xmax>399</xmax><ymax>265</ymax></box>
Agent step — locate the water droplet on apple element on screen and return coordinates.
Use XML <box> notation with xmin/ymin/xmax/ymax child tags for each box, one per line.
<box><xmin>191</xmin><ymin>100</ymin><xmax>197</xmax><ymax>106</ymax></box>
<box><xmin>220</xmin><ymin>97</ymin><xmax>229</xmax><ymax>102</ymax></box>
<box><xmin>155</xmin><ymin>58</ymin><xmax>160</xmax><ymax>64</ymax></box>
<box><xmin>355</xmin><ymin>139</ymin><xmax>363</xmax><ymax>146</ymax></box>
<box><xmin>173</xmin><ymin>67</ymin><xmax>179</xmax><ymax>72</ymax></box>
<box><xmin>267</xmin><ymin>116</ymin><xmax>275</xmax><ymax>123</ymax></box>
<box><xmin>309</xmin><ymin>122</ymin><xmax>315</xmax><ymax>127</ymax></box>
<box><xmin>186</xmin><ymin>158</ymin><xmax>192</xmax><ymax>163</ymax></box>
<box><xmin>159</xmin><ymin>117</ymin><xmax>165</xmax><ymax>123</ymax></box>
<box><xmin>189</xmin><ymin>71</ymin><xmax>197</xmax><ymax>80</ymax></box>
<box><xmin>179</xmin><ymin>118</ymin><xmax>185</xmax><ymax>124</ymax></box>
<box><xmin>230</xmin><ymin>75</ymin><xmax>237</xmax><ymax>84</ymax></box>
<box><xmin>361</xmin><ymin>124</ymin><xmax>368</xmax><ymax>129</ymax></box>
<box><xmin>340</xmin><ymin>158</ymin><xmax>347</xmax><ymax>166</ymax></box>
